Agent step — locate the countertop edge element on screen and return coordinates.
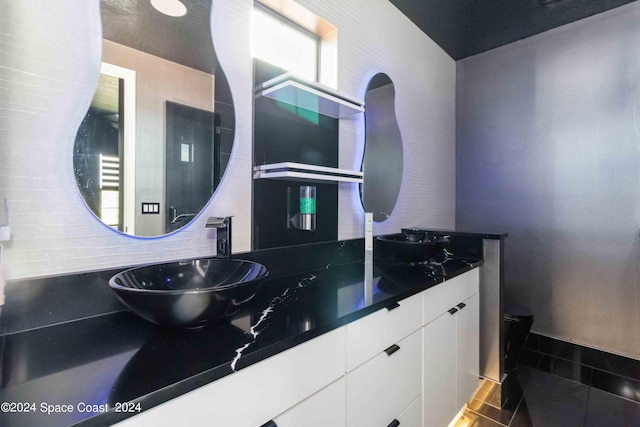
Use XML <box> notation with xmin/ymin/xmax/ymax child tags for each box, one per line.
<box><xmin>401</xmin><ymin>228</ymin><xmax>508</xmax><ymax>240</ymax></box>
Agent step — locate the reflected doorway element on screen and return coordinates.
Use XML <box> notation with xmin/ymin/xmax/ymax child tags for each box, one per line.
<box><xmin>73</xmin><ymin>62</ymin><xmax>136</xmax><ymax>233</ymax></box>
<box><xmin>165</xmin><ymin>102</ymin><xmax>221</xmax><ymax>233</ymax></box>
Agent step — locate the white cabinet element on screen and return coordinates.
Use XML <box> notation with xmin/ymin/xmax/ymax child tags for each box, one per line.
<box><xmin>456</xmin><ymin>292</ymin><xmax>480</xmax><ymax>410</ymax></box>
<box><xmin>397</xmin><ymin>396</ymin><xmax>423</xmax><ymax>427</ymax></box>
<box><xmin>423</xmin><ymin>307</ymin><xmax>458</xmax><ymax>427</ymax></box>
<box><xmin>423</xmin><ymin>269</ymin><xmax>480</xmax><ymax>427</ymax></box>
<box><xmin>423</xmin><ymin>268</ymin><xmax>479</xmax><ymax>326</ymax></box>
<box><xmin>346</xmin><ymin>291</ymin><xmax>422</xmax><ymax>372</ymax></box>
<box><xmin>344</xmin><ymin>291</ymin><xmax>423</xmax><ymax>427</ymax></box>
<box><xmin>346</xmin><ymin>329</ymin><xmax>422</xmax><ymax>427</ymax></box>
<box><xmin>273</xmin><ymin>378</ymin><xmax>346</xmax><ymax>427</ymax></box>
<box><xmin>113</xmin><ymin>327</ymin><xmax>346</xmax><ymax>427</ymax></box>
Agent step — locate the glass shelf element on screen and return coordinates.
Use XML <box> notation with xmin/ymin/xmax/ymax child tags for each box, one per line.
<box><xmin>253</xmin><ymin>162</ymin><xmax>363</xmax><ymax>184</ymax></box>
<box><xmin>255</xmin><ymin>73</ymin><xmax>365</xmax><ymax>118</ymax></box>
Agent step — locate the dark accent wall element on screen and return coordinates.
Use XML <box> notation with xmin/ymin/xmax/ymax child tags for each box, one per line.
<box><xmin>252</xmin><ymin>59</ymin><xmax>339</xmax><ymax>250</ymax></box>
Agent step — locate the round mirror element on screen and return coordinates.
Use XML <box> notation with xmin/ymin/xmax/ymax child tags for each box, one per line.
<box><xmin>73</xmin><ymin>0</ymin><xmax>234</xmax><ymax>237</ymax></box>
<box><xmin>360</xmin><ymin>73</ymin><xmax>403</xmax><ymax>222</ymax></box>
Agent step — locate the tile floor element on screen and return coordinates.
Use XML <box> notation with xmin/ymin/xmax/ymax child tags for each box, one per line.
<box><xmin>454</xmin><ymin>333</ymin><xmax>640</xmax><ymax>426</ymax></box>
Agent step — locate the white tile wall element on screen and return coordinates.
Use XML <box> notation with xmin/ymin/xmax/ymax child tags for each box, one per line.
<box><xmin>0</xmin><ymin>0</ymin><xmax>455</xmax><ymax>280</ymax></box>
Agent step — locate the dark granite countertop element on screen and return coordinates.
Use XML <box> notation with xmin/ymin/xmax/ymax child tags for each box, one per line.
<box><xmin>0</xmin><ymin>253</ymin><xmax>482</xmax><ymax>427</ymax></box>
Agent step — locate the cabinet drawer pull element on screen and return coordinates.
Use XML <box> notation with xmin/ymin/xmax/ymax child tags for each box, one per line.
<box><xmin>448</xmin><ymin>307</ymin><xmax>459</xmax><ymax>315</ymax></box>
<box><xmin>260</xmin><ymin>421</ymin><xmax>277</xmax><ymax>427</ymax></box>
<box><xmin>386</xmin><ymin>301</ymin><xmax>401</xmax><ymax>311</ymax></box>
<box><xmin>384</xmin><ymin>344</ymin><xmax>401</xmax><ymax>356</ymax></box>
<box><xmin>457</xmin><ymin>302</ymin><xmax>467</xmax><ymax>310</ymax></box>
<box><xmin>387</xmin><ymin>419</ymin><xmax>400</xmax><ymax>427</ymax></box>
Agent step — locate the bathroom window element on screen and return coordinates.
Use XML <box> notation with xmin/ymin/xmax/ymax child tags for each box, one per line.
<box><xmin>252</xmin><ymin>4</ymin><xmax>321</xmax><ymax>82</ymax></box>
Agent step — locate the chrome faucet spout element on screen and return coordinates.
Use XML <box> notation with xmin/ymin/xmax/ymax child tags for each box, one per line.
<box><xmin>170</xmin><ymin>213</ymin><xmax>196</xmax><ymax>224</ymax></box>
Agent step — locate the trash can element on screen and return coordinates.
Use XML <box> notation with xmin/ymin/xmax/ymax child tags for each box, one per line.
<box><xmin>503</xmin><ymin>303</ymin><xmax>534</xmax><ymax>373</ymax></box>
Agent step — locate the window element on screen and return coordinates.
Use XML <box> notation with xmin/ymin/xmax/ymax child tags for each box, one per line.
<box><xmin>252</xmin><ymin>6</ymin><xmax>319</xmax><ymax>81</ymax></box>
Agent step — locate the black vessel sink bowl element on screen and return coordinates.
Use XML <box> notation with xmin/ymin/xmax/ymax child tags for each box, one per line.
<box><xmin>376</xmin><ymin>232</ymin><xmax>450</xmax><ymax>263</ymax></box>
<box><xmin>109</xmin><ymin>259</ymin><xmax>269</xmax><ymax>328</ymax></box>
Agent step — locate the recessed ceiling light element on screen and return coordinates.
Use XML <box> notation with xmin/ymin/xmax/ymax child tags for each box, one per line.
<box><xmin>150</xmin><ymin>0</ymin><xmax>187</xmax><ymax>17</ymax></box>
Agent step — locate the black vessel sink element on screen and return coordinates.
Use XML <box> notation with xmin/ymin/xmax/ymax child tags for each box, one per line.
<box><xmin>109</xmin><ymin>259</ymin><xmax>269</xmax><ymax>328</ymax></box>
<box><xmin>376</xmin><ymin>232</ymin><xmax>450</xmax><ymax>263</ymax></box>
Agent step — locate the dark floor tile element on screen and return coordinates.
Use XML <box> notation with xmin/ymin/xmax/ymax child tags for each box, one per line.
<box><xmin>591</xmin><ymin>351</ymin><xmax>640</xmax><ymax>382</ymax></box>
<box><xmin>514</xmin><ymin>364</ymin><xmax>539</xmax><ymax>389</ymax></box>
<box><xmin>467</xmin><ymin>377</ymin><xmax>523</xmax><ymax>426</ymax></box>
<box><xmin>453</xmin><ymin>409</ymin><xmax>505</xmax><ymax>426</ymax></box>
<box><xmin>591</xmin><ymin>369</ymin><xmax>640</xmax><ymax>403</ymax></box>
<box><xmin>468</xmin><ymin>399</ymin><xmax>514</xmax><ymax>426</ymax></box>
<box><xmin>518</xmin><ymin>349</ymin><xmax>542</xmax><ymax>369</ymax></box>
<box><xmin>501</xmin><ymin>373</ymin><xmax>526</xmax><ymax>408</ymax></box>
<box><xmin>586</xmin><ymin>389</ymin><xmax>640</xmax><ymax>426</ymax></box>
<box><xmin>473</xmin><ymin>379</ymin><xmax>504</xmax><ymax>409</ymax></box>
<box><xmin>537</xmin><ymin>355</ymin><xmax>592</xmax><ymax>386</ymax></box>
<box><xmin>520</xmin><ymin>366</ymin><xmax>590</xmax><ymax>401</ymax></box>
<box><xmin>512</xmin><ymin>379</ymin><xmax>589</xmax><ymax>427</ymax></box>
<box><xmin>510</xmin><ymin>399</ymin><xmax>534</xmax><ymax>427</ymax></box>
<box><xmin>465</xmin><ymin>375</ymin><xmax>526</xmax><ymax>426</ymax></box>
<box><xmin>585</xmin><ymin>404</ymin><xmax>640</xmax><ymax>427</ymax></box>
<box><xmin>588</xmin><ymin>387</ymin><xmax>640</xmax><ymax>414</ymax></box>
<box><xmin>536</xmin><ymin>335</ymin><xmax>597</xmax><ymax>366</ymax></box>
<box><xmin>504</xmin><ymin>339</ymin><xmax>640</xmax><ymax>426</ymax></box>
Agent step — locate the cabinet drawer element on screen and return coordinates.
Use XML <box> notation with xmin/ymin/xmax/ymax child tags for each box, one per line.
<box><xmin>273</xmin><ymin>377</ymin><xmax>346</xmax><ymax>427</ymax></box>
<box><xmin>423</xmin><ymin>268</ymin><xmax>479</xmax><ymax>326</ymax></box>
<box><xmin>114</xmin><ymin>327</ymin><xmax>345</xmax><ymax>427</ymax></box>
<box><xmin>396</xmin><ymin>396</ymin><xmax>422</xmax><ymax>427</ymax></box>
<box><xmin>346</xmin><ymin>292</ymin><xmax>422</xmax><ymax>371</ymax></box>
<box><xmin>346</xmin><ymin>329</ymin><xmax>422</xmax><ymax>427</ymax></box>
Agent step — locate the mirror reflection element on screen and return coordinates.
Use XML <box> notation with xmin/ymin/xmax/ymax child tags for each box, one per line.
<box><xmin>360</xmin><ymin>73</ymin><xmax>403</xmax><ymax>222</ymax></box>
<box><xmin>73</xmin><ymin>0</ymin><xmax>234</xmax><ymax>237</ymax></box>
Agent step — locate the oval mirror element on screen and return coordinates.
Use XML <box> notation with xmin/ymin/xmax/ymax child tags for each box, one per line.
<box><xmin>73</xmin><ymin>0</ymin><xmax>234</xmax><ymax>237</ymax></box>
<box><xmin>360</xmin><ymin>73</ymin><xmax>403</xmax><ymax>222</ymax></box>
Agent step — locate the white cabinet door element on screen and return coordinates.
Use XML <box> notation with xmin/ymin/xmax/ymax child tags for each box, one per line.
<box><xmin>422</xmin><ymin>269</ymin><xmax>481</xmax><ymax>427</ymax></box>
<box><xmin>346</xmin><ymin>292</ymin><xmax>422</xmax><ymax>371</ymax></box>
<box><xmin>273</xmin><ymin>378</ymin><xmax>346</xmax><ymax>427</ymax></box>
<box><xmin>346</xmin><ymin>329</ymin><xmax>422</xmax><ymax>427</ymax></box>
<box><xmin>456</xmin><ymin>292</ymin><xmax>480</xmax><ymax>410</ymax></box>
<box><xmin>396</xmin><ymin>396</ymin><xmax>422</xmax><ymax>427</ymax></box>
<box><xmin>423</xmin><ymin>310</ymin><xmax>457</xmax><ymax>427</ymax></box>
<box><xmin>423</xmin><ymin>269</ymin><xmax>479</xmax><ymax>326</ymax></box>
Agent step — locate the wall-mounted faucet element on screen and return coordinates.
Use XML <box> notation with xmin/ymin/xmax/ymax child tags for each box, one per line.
<box><xmin>206</xmin><ymin>216</ymin><xmax>232</xmax><ymax>258</ymax></box>
<box><xmin>169</xmin><ymin>207</ymin><xmax>197</xmax><ymax>224</ymax></box>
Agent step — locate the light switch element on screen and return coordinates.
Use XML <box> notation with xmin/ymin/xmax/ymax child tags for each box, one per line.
<box><xmin>141</xmin><ymin>203</ymin><xmax>161</xmax><ymax>214</ymax></box>
<box><xmin>0</xmin><ymin>226</ymin><xmax>10</xmax><ymax>242</ymax></box>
